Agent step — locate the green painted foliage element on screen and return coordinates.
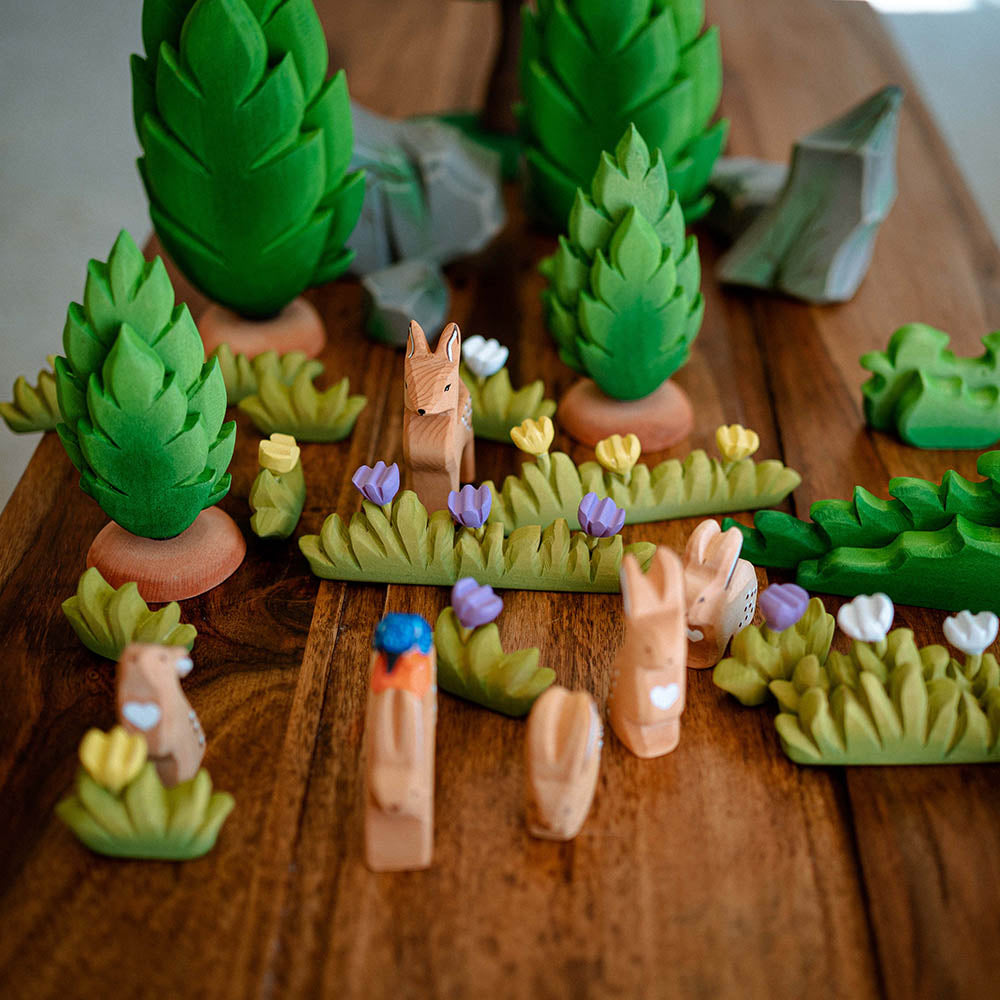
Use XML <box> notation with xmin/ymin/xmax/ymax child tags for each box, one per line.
<box><xmin>861</xmin><ymin>323</ymin><xmax>1000</xmax><ymax>449</ymax></box>
<box><xmin>540</xmin><ymin>126</ymin><xmax>704</xmax><ymax>400</ymax></box>
<box><xmin>1</xmin><ymin>357</ymin><xmax>61</xmax><ymax>433</ymax></box>
<box><xmin>133</xmin><ymin>0</ymin><xmax>364</xmax><ymax>316</ymax></box>
<box><xmin>211</xmin><ymin>344</ymin><xmax>324</xmax><ymax>405</ymax></box>
<box><xmin>62</xmin><ymin>567</ymin><xmax>197</xmax><ymax>661</ymax></box>
<box><xmin>520</xmin><ymin>0</ymin><xmax>727</xmax><ymax>226</ymax></box>
<box><xmin>299</xmin><ymin>490</ymin><xmax>655</xmax><ymax>592</ymax></box>
<box><xmin>249</xmin><ymin>458</ymin><xmax>305</xmax><ymax>539</ymax></box>
<box><xmin>460</xmin><ymin>363</ymin><xmax>556</xmax><ymax>443</ymax></box>
<box><xmin>54</xmin><ymin>231</ymin><xmax>235</xmax><ymax>539</ymax></box>
<box><xmin>433</xmin><ymin>607</ymin><xmax>556</xmax><ymax>716</ymax></box>
<box><xmin>238</xmin><ymin>370</ymin><xmax>367</xmax><ymax>441</ymax></box>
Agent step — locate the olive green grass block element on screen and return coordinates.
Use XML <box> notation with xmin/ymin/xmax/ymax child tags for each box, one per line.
<box><xmin>487</xmin><ymin>448</ymin><xmax>800</xmax><ymax>535</ymax></box>
<box><xmin>772</xmin><ymin>628</ymin><xmax>1000</xmax><ymax>765</ymax></box>
<box><xmin>540</xmin><ymin>126</ymin><xmax>704</xmax><ymax>401</ymax></box>
<box><xmin>54</xmin><ymin>230</ymin><xmax>235</xmax><ymax>539</ymax></box>
<box><xmin>1</xmin><ymin>356</ymin><xmax>61</xmax><ymax>433</ymax></box>
<box><xmin>57</xmin><ymin>763</ymin><xmax>234</xmax><ymax>860</ymax></box>
<box><xmin>211</xmin><ymin>344</ymin><xmax>324</xmax><ymax>406</ymax></box>
<box><xmin>299</xmin><ymin>490</ymin><xmax>655</xmax><ymax>592</ymax></box>
<box><xmin>726</xmin><ymin>450</ymin><xmax>1000</xmax><ymax>613</ymax></box>
<box><xmin>861</xmin><ymin>323</ymin><xmax>1000</xmax><ymax>449</ymax></box>
<box><xmin>62</xmin><ymin>567</ymin><xmax>197</xmax><ymax>661</ymax></box>
<box><xmin>238</xmin><ymin>370</ymin><xmax>366</xmax><ymax>442</ymax></box>
<box><xmin>712</xmin><ymin>597</ymin><xmax>836</xmax><ymax>707</ymax></box>
<box><xmin>132</xmin><ymin>0</ymin><xmax>364</xmax><ymax>317</ymax></box>
<box><xmin>249</xmin><ymin>459</ymin><xmax>305</xmax><ymax>540</ymax></box>
<box><xmin>460</xmin><ymin>363</ymin><xmax>556</xmax><ymax>443</ymax></box>
<box><xmin>433</xmin><ymin>607</ymin><xmax>556</xmax><ymax>717</ymax></box>
<box><xmin>520</xmin><ymin>0</ymin><xmax>727</xmax><ymax>226</ymax></box>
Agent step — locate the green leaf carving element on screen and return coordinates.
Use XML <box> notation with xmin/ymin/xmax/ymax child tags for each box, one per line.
<box><xmin>132</xmin><ymin>0</ymin><xmax>364</xmax><ymax>316</ymax></box>
<box><xmin>54</xmin><ymin>231</ymin><xmax>235</xmax><ymax>538</ymax></box>
<box><xmin>433</xmin><ymin>608</ymin><xmax>556</xmax><ymax>716</ymax></box>
<box><xmin>460</xmin><ymin>363</ymin><xmax>556</xmax><ymax>443</ymax></box>
<box><xmin>238</xmin><ymin>369</ymin><xmax>366</xmax><ymax>442</ymax></box>
<box><xmin>1</xmin><ymin>356</ymin><xmax>61</xmax><ymax>433</ymax></box>
<box><xmin>299</xmin><ymin>491</ymin><xmax>655</xmax><ymax>592</ymax></box>
<box><xmin>249</xmin><ymin>457</ymin><xmax>305</xmax><ymax>540</ymax></box>
<box><xmin>211</xmin><ymin>343</ymin><xmax>324</xmax><ymax>405</ymax></box>
<box><xmin>62</xmin><ymin>566</ymin><xmax>197</xmax><ymax>661</ymax></box>
<box><xmin>540</xmin><ymin>126</ymin><xmax>704</xmax><ymax>400</ymax></box>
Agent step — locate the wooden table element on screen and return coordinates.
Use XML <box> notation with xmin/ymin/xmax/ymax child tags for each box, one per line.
<box><xmin>2</xmin><ymin>1</ymin><xmax>998</xmax><ymax>997</ymax></box>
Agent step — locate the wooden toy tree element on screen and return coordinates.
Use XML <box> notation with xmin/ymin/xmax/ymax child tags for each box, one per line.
<box><xmin>541</xmin><ymin>125</ymin><xmax>704</xmax><ymax>449</ymax></box>
<box><xmin>55</xmin><ymin>231</ymin><xmax>244</xmax><ymax>601</ymax></box>
<box><xmin>132</xmin><ymin>0</ymin><xmax>363</xmax><ymax>356</ymax></box>
<box><xmin>520</xmin><ymin>0</ymin><xmax>727</xmax><ymax>228</ymax></box>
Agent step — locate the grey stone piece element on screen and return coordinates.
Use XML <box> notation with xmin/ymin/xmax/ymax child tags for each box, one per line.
<box><xmin>706</xmin><ymin>157</ymin><xmax>788</xmax><ymax>242</ymax></box>
<box><xmin>717</xmin><ymin>86</ymin><xmax>903</xmax><ymax>304</ymax></box>
<box><xmin>362</xmin><ymin>258</ymin><xmax>450</xmax><ymax>348</ymax></box>
<box><xmin>347</xmin><ymin>102</ymin><xmax>506</xmax><ymax>275</ymax></box>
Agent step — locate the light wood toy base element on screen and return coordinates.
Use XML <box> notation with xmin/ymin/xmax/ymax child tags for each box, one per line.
<box><xmin>198</xmin><ymin>296</ymin><xmax>326</xmax><ymax>360</ymax></box>
<box><xmin>557</xmin><ymin>378</ymin><xmax>694</xmax><ymax>452</ymax></box>
<box><xmin>87</xmin><ymin>507</ymin><xmax>246</xmax><ymax>603</ymax></box>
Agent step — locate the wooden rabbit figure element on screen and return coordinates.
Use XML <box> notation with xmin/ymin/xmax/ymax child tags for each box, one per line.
<box><xmin>683</xmin><ymin>520</ymin><xmax>758</xmax><ymax>670</ymax></box>
<box><xmin>402</xmin><ymin>320</ymin><xmax>475</xmax><ymax>513</ymax></box>
<box><xmin>608</xmin><ymin>547</ymin><xmax>688</xmax><ymax>758</ymax></box>
<box><xmin>116</xmin><ymin>643</ymin><xmax>204</xmax><ymax>786</ymax></box>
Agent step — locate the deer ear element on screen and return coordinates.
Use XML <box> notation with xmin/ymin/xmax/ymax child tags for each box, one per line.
<box><xmin>407</xmin><ymin>320</ymin><xmax>430</xmax><ymax>358</ymax></box>
<box><xmin>436</xmin><ymin>322</ymin><xmax>461</xmax><ymax>364</ymax></box>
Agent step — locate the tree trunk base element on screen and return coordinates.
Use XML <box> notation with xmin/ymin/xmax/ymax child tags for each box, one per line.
<box><xmin>87</xmin><ymin>507</ymin><xmax>246</xmax><ymax>603</ymax></box>
<box><xmin>198</xmin><ymin>297</ymin><xmax>325</xmax><ymax>359</ymax></box>
<box><xmin>557</xmin><ymin>379</ymin><xmax>694</xmax><ymax>452</ymax></box>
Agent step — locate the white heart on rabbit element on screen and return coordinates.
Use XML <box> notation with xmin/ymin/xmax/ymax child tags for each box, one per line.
<box><xmin>837</xmin><ymin>593</ymin><xmax>894</xmax><ymax>643</ymax></box>
<box><xmin>122</xmin><ymin>701</ymin><xmax>161</xmax><ymax>731</ymax></box>
<box><xmin>686</xmin><ymin>628</ymin><xmax>704</xmax><ymax>642</ymax></box>
<box><xmin>649</xmin><ymin>684</ymin><xmax>680</xmax><ymax>711</ymax></box>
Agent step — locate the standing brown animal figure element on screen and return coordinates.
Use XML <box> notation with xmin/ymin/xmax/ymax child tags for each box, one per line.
<box><xmin>607</xmin><ymin>547</ymin><xmax>687</xmax><ymax>758</ymax></box>
<box><xmin>116</xmin><ymin>643</ymin><xmax>204</xmax><ymax>787</ymax></box>
<box><xmin>402</xmin><ymin>319</ymin><xmax>475</xmax><ymax>513</ymax></box>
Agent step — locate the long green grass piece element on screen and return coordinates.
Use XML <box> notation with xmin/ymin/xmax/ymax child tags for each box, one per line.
<box><xmin>211</xmin><ymin>344</ymin><xmax>324</xmax><ymax>406</ymax></box>
<box><xmin>1</xmin><ymin>357</ymin><xmax>61</xmax><ymax>433</ymax></box>
<box><xmin>461</xmin><ymin>364</ymin><xmax>556</xmax><ymax>444</ymax></box>
<box><xmin>300</xmin><ymin>490</ymin><xmax>654</xmax><ymax>592</ymax></box>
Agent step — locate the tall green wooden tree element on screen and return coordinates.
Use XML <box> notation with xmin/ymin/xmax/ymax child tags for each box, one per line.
<box><xmin>520</xmin><ymin>0</ymin><xmax>727</xmax><ymax>228</ymax></box>
<box><xmin>132</xmin><ymin>0</ymin><xmax>364</xmax><ymax>317</ymax></box>
<box><xmin>55</xmin><ymin>231</ymin><xmax>235</xmax><ymax>539</ymax></box>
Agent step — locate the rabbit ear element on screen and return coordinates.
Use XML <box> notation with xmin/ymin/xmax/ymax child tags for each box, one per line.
<box><xmin>435</xmin><ymin>322</ymin><xmax>461</xmax><ymax>363</ymax></box>
<box><xmin>407</xmin><ymin>320</ymin><xmax>430</xmax><ymax>358</ymax></box>
<box><xmin>620</xmin><ymin>553</ymin><xmax>654</xmax><ymax>619</ymax></box>
<box><xmin>709</xmin><ymin>527</ymin><xmax>744</xmax><ymax>590</ymax></box>
<box><xmin>649</xmin><ymin>546</ymin><xmax>685</xmax><ymax>610</ymax></box>
<box><xmin>683</xmin><ymin>519</ymin><xmax>721</xmax><ymax>568</ymax></box>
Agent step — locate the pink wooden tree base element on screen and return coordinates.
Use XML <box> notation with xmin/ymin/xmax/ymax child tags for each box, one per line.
<box><xmin>198</xmin><ymin>296</ymin><xmax>326</xmax><ymax>360</ymax></box>
<box><xmin>557</xmin><ymin>378</ymin><xmax>694</xmax><ymax>452</ymax></box>
<box><xmin>87</xmin><ymin>507</ymin><xmax>246</xmax><ymax>603</ymax></box>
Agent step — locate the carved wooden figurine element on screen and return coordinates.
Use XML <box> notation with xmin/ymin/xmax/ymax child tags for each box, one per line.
<box><xmin>115</xmin><ymin>643</ymin><xmax>204</xmax><ymax>787</ymax></box>
<box><xmin>683</xmin><ymin>519</ymin><xmax>758</xmax><ymax>670</ymax></box>
<box><xmin>402</xmin><ymin>320</ymin><xmax>475</xmax><ymax>513</ymax></box>
<box><xmin>608</xmin><ymin>547</ymin><xmax>687</xmax><ymax>758</ymax></box>
<box><xmin>526</xmin><ymin>686</ymin><xmax>602</xmax><ymax>841</ymax></box>
<box><xmin>364</xmin><ymin>614</ymin><xmax>438</xmax><ymax>872</ymax></box>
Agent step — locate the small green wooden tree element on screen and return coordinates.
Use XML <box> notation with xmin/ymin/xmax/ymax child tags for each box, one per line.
<box><xmin>540</xmin><ymin>125</ymin><xmax>704</xmax><ymax>401</ymax></box>
<box><xmin>520</xmin><ymin>0</ymin><xmax>727</xmax><ymax>227</ymax></box>
<box><xmin>55</xmin><ymin>231</ymin><xmax>236</xmax><ymax>539</ymax></box>
<box><xmin>132</xmin><ymin>0</ymin><xmax>364</xmax><ymax>317</ymax></box>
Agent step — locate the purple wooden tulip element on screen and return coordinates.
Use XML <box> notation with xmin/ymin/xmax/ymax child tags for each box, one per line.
<box><xmin>352</xmin><ymin>461</ymin><xmax>400</xmax><ymax>506</ymax></box>
<box><xmin>759</xmin><ymin>583</ymin><xmax>810</xmax><ymax>632</ymax></box>
<box><xmin>577</xmin><ymin>492</ymin><xmax>626</xmax><ymax>538</ymax></box>
<box><xmin>448</xmin><ymin>484</ymin><xmax>492</xmax><ymax>528</ymax></box>
<box><xmin>451</xmin><ymin>577</ymin><xmax>503</xmax><ymax>629</ymax></box>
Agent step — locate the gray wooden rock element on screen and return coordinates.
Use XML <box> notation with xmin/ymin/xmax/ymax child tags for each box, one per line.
<box><xmin>706</xmin><ymin>157</ymin><xmax>788</xmax><ymax>242</ymax></box>
<box><xmin>717</xmin><ymin>86</ymin><xmax>903</xmax><ymax>304</ymax></box>
<box><xmin>362</xmin><ymin>259</ymin><xmax>450</xmax><ymax>348</ymax></box>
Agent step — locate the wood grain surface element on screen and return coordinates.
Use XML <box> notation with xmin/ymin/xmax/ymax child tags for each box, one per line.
<box><xmin>1</xmin><ymin>1</ymin><xmax>999</xmax><ymax>998</ymax></box>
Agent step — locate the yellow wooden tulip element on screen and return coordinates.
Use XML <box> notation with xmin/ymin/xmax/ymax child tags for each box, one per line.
<box><xmin>79</xmin><ymin>726</ymin><xmax>147</xmax><ymax>794</ymax></box>
<box><xmin>595</xmin><ymin>434</ymin><xmax>641</xmax><ymax>478</ymax></box>
<box><xmin>716</xmin><ymin>424</ymin><xmax>760</xmax><ymax>463</ymax></box>
<box><xmin>510</xmin><ymin>415</ymin><xmax>555</xmax><ymax>457</ymax></box>
<box><xmin>259</xmin><ymin>433</ymin><xmax>300</xmax><ymax>475</ymax></box>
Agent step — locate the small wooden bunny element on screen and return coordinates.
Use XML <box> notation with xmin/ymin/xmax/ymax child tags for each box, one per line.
<box><xmin>116</xmin><ymin>643</ymin><xmax>204</xmax><ymax>787</ymax></box>
<box><xmin>402</xmin><ymin>320</ymin><xmax>475</xmax><ymax>513</ymax></box>
<box><xmin>683</xmin><ymin>520</ymin><xmax>758</xmax><ymax>670</ymax></box>
<box><xmin>607</xmin><ymin>547</ymin><xmax>687</xmax><ymax>758</ymax></box>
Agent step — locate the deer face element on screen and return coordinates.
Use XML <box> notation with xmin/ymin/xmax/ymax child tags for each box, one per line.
<box><xmin>404</xmin><ymin>321</ymin><xmax>461</xmax><ymax>416</ymax></box>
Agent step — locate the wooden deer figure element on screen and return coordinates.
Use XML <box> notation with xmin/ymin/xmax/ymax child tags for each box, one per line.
<box><xmin>402</xmin><ymin>320</ymin><xmax>475</xmax><ymax>513</ymax></box>
<box><xmin>683</xmin><ymin>520</ymin><xmax>759</xmax><ymax>670</ymax></box>
<box><xmin>364</xmin><ymin>614</ymin><xmax>437</xmax><ymax>872</ymax></box>
<box><xmin>607</xmin><ymin>547</ymin><xmax>688</xmax><ymax>758</ymax></box>
<box><xmin>116</xmin><ymin>643</ymin><xmax>204</xmax><ymax>786</ymax></box>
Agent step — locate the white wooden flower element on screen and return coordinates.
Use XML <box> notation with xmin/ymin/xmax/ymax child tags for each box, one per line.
<box><xmin>462</xmin><ymin>335</ymin><xmax>509</xmax><ymax>378</ymax></box>
<box><xmin>943</xmin><ymin>609</ymin><xmax>999</xmax><ymax>656</ymax></box>
<box><xmin>837</xmin><ymin>593</ymin><xmax>894</xmax><ymax>643</ymax></box>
